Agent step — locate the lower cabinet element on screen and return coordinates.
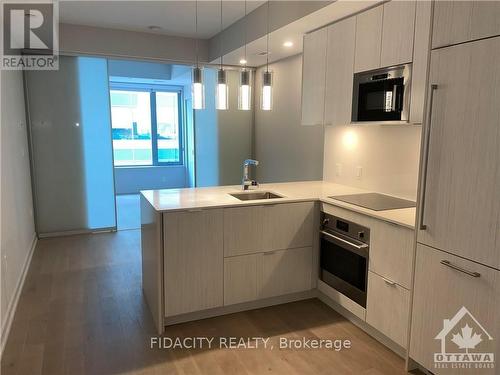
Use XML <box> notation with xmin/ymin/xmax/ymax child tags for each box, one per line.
<box><xmin>260</xmin><ymin>247</ymin><xmax>313</xmax><ymax>299</ymax></box>
<box><xmin>164</xmin><ymin>209</ymin><xmax>224</xmax><ymax>317</ymax></box>
<box><xmin>409</xmin><ymin>243</ymin><xmax>500</xmax><ymax>373</ymax></box>
<box><xmin>224</xmin><ymin>247</ymin><xmax>313</xmax><ymax>306</ymax></box>
<box><xmin>366</xmin><ymin>271</ymin><xmax>410</xmax><ymax>348</ymax></box>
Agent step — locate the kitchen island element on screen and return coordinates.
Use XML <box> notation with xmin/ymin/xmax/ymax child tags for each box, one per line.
<box><xmin>141</xmin><ymin>181</ymin><xmax>416</xmax><ymax>336</ymax></box>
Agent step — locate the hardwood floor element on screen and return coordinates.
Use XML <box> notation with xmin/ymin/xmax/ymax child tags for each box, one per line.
<box><xmin>1</xmin><ymin>230</ymin><xmax>414</xmax><ymax>375</ymax></box>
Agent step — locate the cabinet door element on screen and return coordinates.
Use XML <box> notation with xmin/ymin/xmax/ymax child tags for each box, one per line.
<box><xmin>262</xmin><ymin>202</ymin><xmax>315</xmax><ymax>252</ymax></box>
<box><xmin>301</xmin><ymin>28</ymin><xmax>327</xmax><ymax>126</ymax></box>
<box><xmin>224</xmin><ymin>253</ymin><xmax>260</xmax><ymax>305</ymax></box>
<box><xmin>409</xmin><ymin>0</ymin><xmax>432</xmax><ymax>124</ymax></box>
<box><xmin>432</xmin><ymin>1</ymin><xmax>500</xmax><ymax>49</ymax></box>
<box><xmin>260</xmin><ymin>247</ymin><xmax>313</xmax><ymax>299</ymax></box>
<box><xmin>380</xmin><ymin>1</ymin><xmax>416</xmax><ymax>67</ymax></box>
<box><xmin>410</xmin><ymin>244</ymin><xmax>500</xmax><ymax>373</ymax></box>
<box><xmin>224</xmin><ymin>206</ymin><xmax>264</xmax><ymax>257</ymax></box>
<box><xmin>418</xmin><ymin>38</ymin><xmax>500</xmax><ymax>269</ymax></box>
<box><xmin>366</xmin><ymin>271</ymin><xmax>410</xmax><ymax>348</ymax></box>
<box><xmin>324</xmin><ymin>17</ymin><xmax>356</xmax><ymax>126</ymax></box>
<box><xmin>369</xmin><ymin>221</ymin><xmax>414</xmax><ymax>289</ymax></box>
<box><xmin>164</xmin><ymin>209</ymin><xmax>224</xmax><ymax>316</ymax></box>
<box><xmin>354</xmin><ymin>5</ymin><xmax>383</xmax><ymax>72</ymax></box>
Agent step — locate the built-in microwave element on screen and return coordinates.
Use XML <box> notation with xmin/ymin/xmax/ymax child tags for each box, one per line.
<box><xmin>352</xmin><ymin>64</ymin><xmax>411</xmax><ymax>123</ymax></box>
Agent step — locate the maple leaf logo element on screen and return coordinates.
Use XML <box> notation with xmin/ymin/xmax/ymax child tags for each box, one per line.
<box><xmin>451</xmin><ymin>324</ymin><xmax>483</xmax><ymax>353</ymax></box>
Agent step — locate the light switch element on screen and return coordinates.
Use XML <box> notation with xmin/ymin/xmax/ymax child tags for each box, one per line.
<box><xmin>356</xmin><ymin>166</ymin><xmax>363</xmax><ymax>179</ymax></box>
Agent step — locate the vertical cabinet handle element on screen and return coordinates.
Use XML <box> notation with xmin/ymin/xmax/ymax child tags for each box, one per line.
<box><xmin>419</xmin><ymin>84</ymin><xmax>438</xmax><ymax>230</ymax></box>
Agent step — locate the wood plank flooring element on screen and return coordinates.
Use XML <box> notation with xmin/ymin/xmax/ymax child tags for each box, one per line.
<box><xmin>1</xmin><ymin>230</ymin><xmax>415</xmax><ymax>375</ymax></box>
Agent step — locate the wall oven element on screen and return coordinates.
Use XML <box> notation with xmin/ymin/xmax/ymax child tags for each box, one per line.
<box><xmin>352</xmin><ymin>64</ymin><xmax>411</xmax><ymax>123</ymax></box>
<box><xmin>320</xmin><ymin>212</ymin><xmax>370</xmax><ymax>308</ymax></box>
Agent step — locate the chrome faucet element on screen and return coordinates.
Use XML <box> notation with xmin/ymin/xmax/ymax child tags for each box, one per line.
<box><xmin>242</xmin><ymin>159</ymin><xmax>259</xmax><ymax>190</ymax></box>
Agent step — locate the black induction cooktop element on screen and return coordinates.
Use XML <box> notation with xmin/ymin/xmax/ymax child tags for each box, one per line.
<box><xmin>329</xmin><ymin>193</ymin><xmax>416</xmax><ymax>211</ymax></box>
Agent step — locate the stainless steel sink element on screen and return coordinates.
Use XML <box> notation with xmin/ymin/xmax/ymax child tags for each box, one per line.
<box><xmin>229</xmin><ymin>191</ymin><xmax>284</xmax><ymax>201</ymax></box>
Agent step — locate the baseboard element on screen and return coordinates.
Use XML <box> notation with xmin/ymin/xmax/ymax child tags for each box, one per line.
<box><xmin>0</xmin><ymin>233</ymin><xmax>37</xmax><ymax>357</ymax></box>
<box><xmin>164</xmin><ymin>290</ymin><xmax>316</xmax><ymax>326</ymax></box>
<box><xmin>317</xmin><ymin>290</ymin><xmax>407</xmax><ymax>359</ymax></box>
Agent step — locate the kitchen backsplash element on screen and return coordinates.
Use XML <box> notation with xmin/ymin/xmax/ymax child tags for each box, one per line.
<box><xmin>323</xmin><ymin>125</ymin><xmax>421</xmax><ymax>200</ymax></box>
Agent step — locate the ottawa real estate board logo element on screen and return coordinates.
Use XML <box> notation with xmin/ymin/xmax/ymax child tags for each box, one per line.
<box><xmin>1</xmin><ymin>1</ymin><xmax>59</xmax><ymax>70</ymax></box>
<box><xmin>434</xmin><ymin>307</ymin><xmax>495</xmax><ymax>370</ymax></box>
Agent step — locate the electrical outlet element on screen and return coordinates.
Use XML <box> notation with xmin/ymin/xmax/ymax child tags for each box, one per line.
<box><xmin>335</xmin><ymin>163</ymin><xmax>342</xmax><ymax>177</ymax></box>
<box><xmin>356</xmin><ymin>166</ymin><xmax>363</xmax><ymax>179</ymax></box>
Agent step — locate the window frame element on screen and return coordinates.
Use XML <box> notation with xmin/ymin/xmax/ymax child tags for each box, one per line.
<box><xmin>109</xmin><ymin>82</ymin><xmax>185</xmax><ymax>167</ymax></box>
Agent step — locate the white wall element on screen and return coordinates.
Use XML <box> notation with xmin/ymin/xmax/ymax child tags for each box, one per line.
<box><xmin>0</xmin><ymin>70</ymin><xmax>36</xmax><ymax>351</ymax></box>
<box><xmin>60</xmin><ymin>23</ymin><xmax>209</xmax><ymax>63</ymax></box>
<box><xmin>254</xmin><ymin>54</ymin><xmax>324</xmax><ymax>183</ymax></box>
<box><xmin>323</xmin><ymin>125</ymin><xmax>421</xmax><ymax>200</ymax></box>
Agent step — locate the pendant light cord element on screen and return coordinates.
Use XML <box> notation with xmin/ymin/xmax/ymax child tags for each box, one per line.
<box><xmin>266</xmin><ymin>0</ymin><xmax>270</xmax><ymax>72</ymax></box>
<box><xmin>220</xmin><ymin>0</ymin><xmax>223</xmax><ymax>69</ymax></box>
<box><xmin>244</xmin><ymin>0</ymin><xmax>247</xmax><ymax>66</ymax></box>
<box><xmin>195</xmin><ymin>0</ymin><xmax>198</xmax><ymax>68</ymax></box>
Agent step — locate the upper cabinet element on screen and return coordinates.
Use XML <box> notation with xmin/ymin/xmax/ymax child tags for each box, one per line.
<box><xmin>380</xmin><ymin>1</ymin><xmax>416</xmax><ymax>67</ymax></box>
<box><xmin>354</xmin><ymin>5</ymin><xmax>383</xmax><ymax>73</ymax></box>
<box><xmin>432</xmin><ymin>1</ymin><xmax>500</xmax><ymax>49</ymax></box>
<box><xmin>302</xmin><ymin>0</ymin><xmax>422</xmax><ymax>126</ymax></box>
<box><xmin>354</xmin><ymin>2</ymin><xmax>416</xmax><ymax>72</ymax></box>
<box><xmin>324</xmin><ymin>17</ymin><xmax>356</xmax><ymax>126</ymax></box>
<box><xmin>301</xmin><ymin>28</ymin><xmax>327</xmax><ymax>126</ymax></box>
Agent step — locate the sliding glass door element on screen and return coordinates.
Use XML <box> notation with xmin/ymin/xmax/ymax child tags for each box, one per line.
<box><xmin>25</xmin><ymin>56</ymin><xmax>116</xmax><ymax>236</ymax></box>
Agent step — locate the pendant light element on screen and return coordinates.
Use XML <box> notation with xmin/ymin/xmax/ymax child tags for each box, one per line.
<box><xmin>216</xmin><ymin>0</ymin><xmax>228</xmax><ymax>110</ymax></box>
<box><xmin>238</xmin><ymin>0</ymin><xmax>251</xmax><ymax>111</ymax></box>
<box><xmin>192</xmin><ymin>0</ymin><xmax>205</xmax><ymax>109</ymax></box>
<box><xmin>261</xmin><ymin>0</ymin><xmax>273</xmax><ymax>111</ymax></box>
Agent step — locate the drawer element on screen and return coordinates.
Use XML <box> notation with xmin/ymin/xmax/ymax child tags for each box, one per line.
<box><xmin>366</xmin><ymin>271</ymin><xmax>410</xmax><ymax>348</ymax></box>
<box><xmin>410</xmin><ymin>243</ymin><xmax>500</xmax><ymax>372</ymax></box>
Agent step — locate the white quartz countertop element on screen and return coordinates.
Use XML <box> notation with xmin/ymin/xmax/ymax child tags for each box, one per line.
<box><xmin>141</xmin><ymin>181</ymin><xmax>416</xmax><ymax>229</ymax></box>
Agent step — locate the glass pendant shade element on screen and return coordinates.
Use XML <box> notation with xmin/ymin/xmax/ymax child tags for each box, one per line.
<box><xmin>261</xmin><ymin>70</ymin><xmax>273</xmax><ymax>111</ymax></box>
<box><xmin>216</xmin><ymin>69</ymin><xmax>228</xmax><ymax>110</ymax></box>
<box><xmin>192</xmin><ymin>67</ymin><xmax>205</xmax><ymax>110</ymax></box>
<box><xmin>238</xmin><ymin>70</ymin><xmax>252</xmax><ymax>110</ymax></box>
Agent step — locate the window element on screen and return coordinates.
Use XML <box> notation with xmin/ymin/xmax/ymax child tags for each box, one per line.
<box><xmin>110</xmin><ymin>85</ymin><xmax>183</xmax><ymax>166</ymax></box>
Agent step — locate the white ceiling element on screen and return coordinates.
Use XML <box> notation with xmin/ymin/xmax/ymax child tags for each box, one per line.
<box><xmin>59</xmin><ymin>0</ymin><xmax>265</xmax><ymax>39</ymax></box>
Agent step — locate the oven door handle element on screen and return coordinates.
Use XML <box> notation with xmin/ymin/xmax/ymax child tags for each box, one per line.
<box><xmin>320</xmin><ymin>230</ymin><xmax>368</xmax><ymax>257</ymax></box>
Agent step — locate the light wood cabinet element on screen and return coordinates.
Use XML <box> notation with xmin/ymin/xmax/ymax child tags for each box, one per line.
<box><xmin>366</xmin><ymin>271</ymin><xmax>410</xmax><ymax>348</ymax></box>
<box><xmin>224</xmin><ymin>247</ymin><xmax>313</xmax><ymax>306</ymax></box>
<box><xmin>262</xmin><ymin>202</ymin><xmax>315</xmax><ymax>251</ymax></box>
<box><xmin>354</xmin><ymin>5</ymin><xmax>383</xmax><ymax>72</ymax></box>
<box><xmin>380</xmin><ymin>1</ymin><xmax>416</xmax><ymax>67</ymax></box>
<box><xmin>224</xmin><ymin>253</ymin><xmax>260</xmax><ymax>305</ymax></box>
<box><xmin>432</xmin><ymin>1</ymin><xmax>500</xmax><ymax>49</ymax></box>
<box><xmin>224</xmin><ymin>206</ymin><xmax>264</xmax><ymax>257</ymax></box>
<box><xmin>369</xmin><ymin>221</ymin><xmax>414</xmax><ymax>289</ymax></box>
<box><xmin>409</xmin><ymin>0</ymin><xmax>432</xmax><ymax>124</ymax></box>
<box><xmin>409</xmin><ymin>244</ymin><xmax>500</xmax><ymax>372</ymax></box>
<box><xmin>418</xmin><ymin>38</ymin><xmax>500</xmax><ymax>269</ymax></box>
<box><xmin>163</xmin><ymin>209</ymin><xmax>224</xmax><ymax>316</ymax></box>
<box><xmin>301</xmin><ymin>28</ymin><xmax>327</xmax><ymax>126</ymax></box>
<box><xmin>324</xmin><ymin>17</ymin><xmax>356</xmax><ymax>126</ymax></box>
<box><xmin>260</xmin><ymin>247</ymin><xmax>313</xmax><ymax>299</ymax></box>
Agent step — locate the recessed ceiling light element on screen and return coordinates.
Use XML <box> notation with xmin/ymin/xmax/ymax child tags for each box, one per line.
<box><xmin>147</xmin><ymin>25</ymin><xmax>162</xmax><ymax>31</ymax></box>
<box><xmin>239</xmin><ymin>59</ymin><xmax>247</xmax><ymax>65</ymax></box>
<box><xmin>283</xmin><ymin>41</ymin><xmax>293</xmax><ymax>47</ymax></box>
